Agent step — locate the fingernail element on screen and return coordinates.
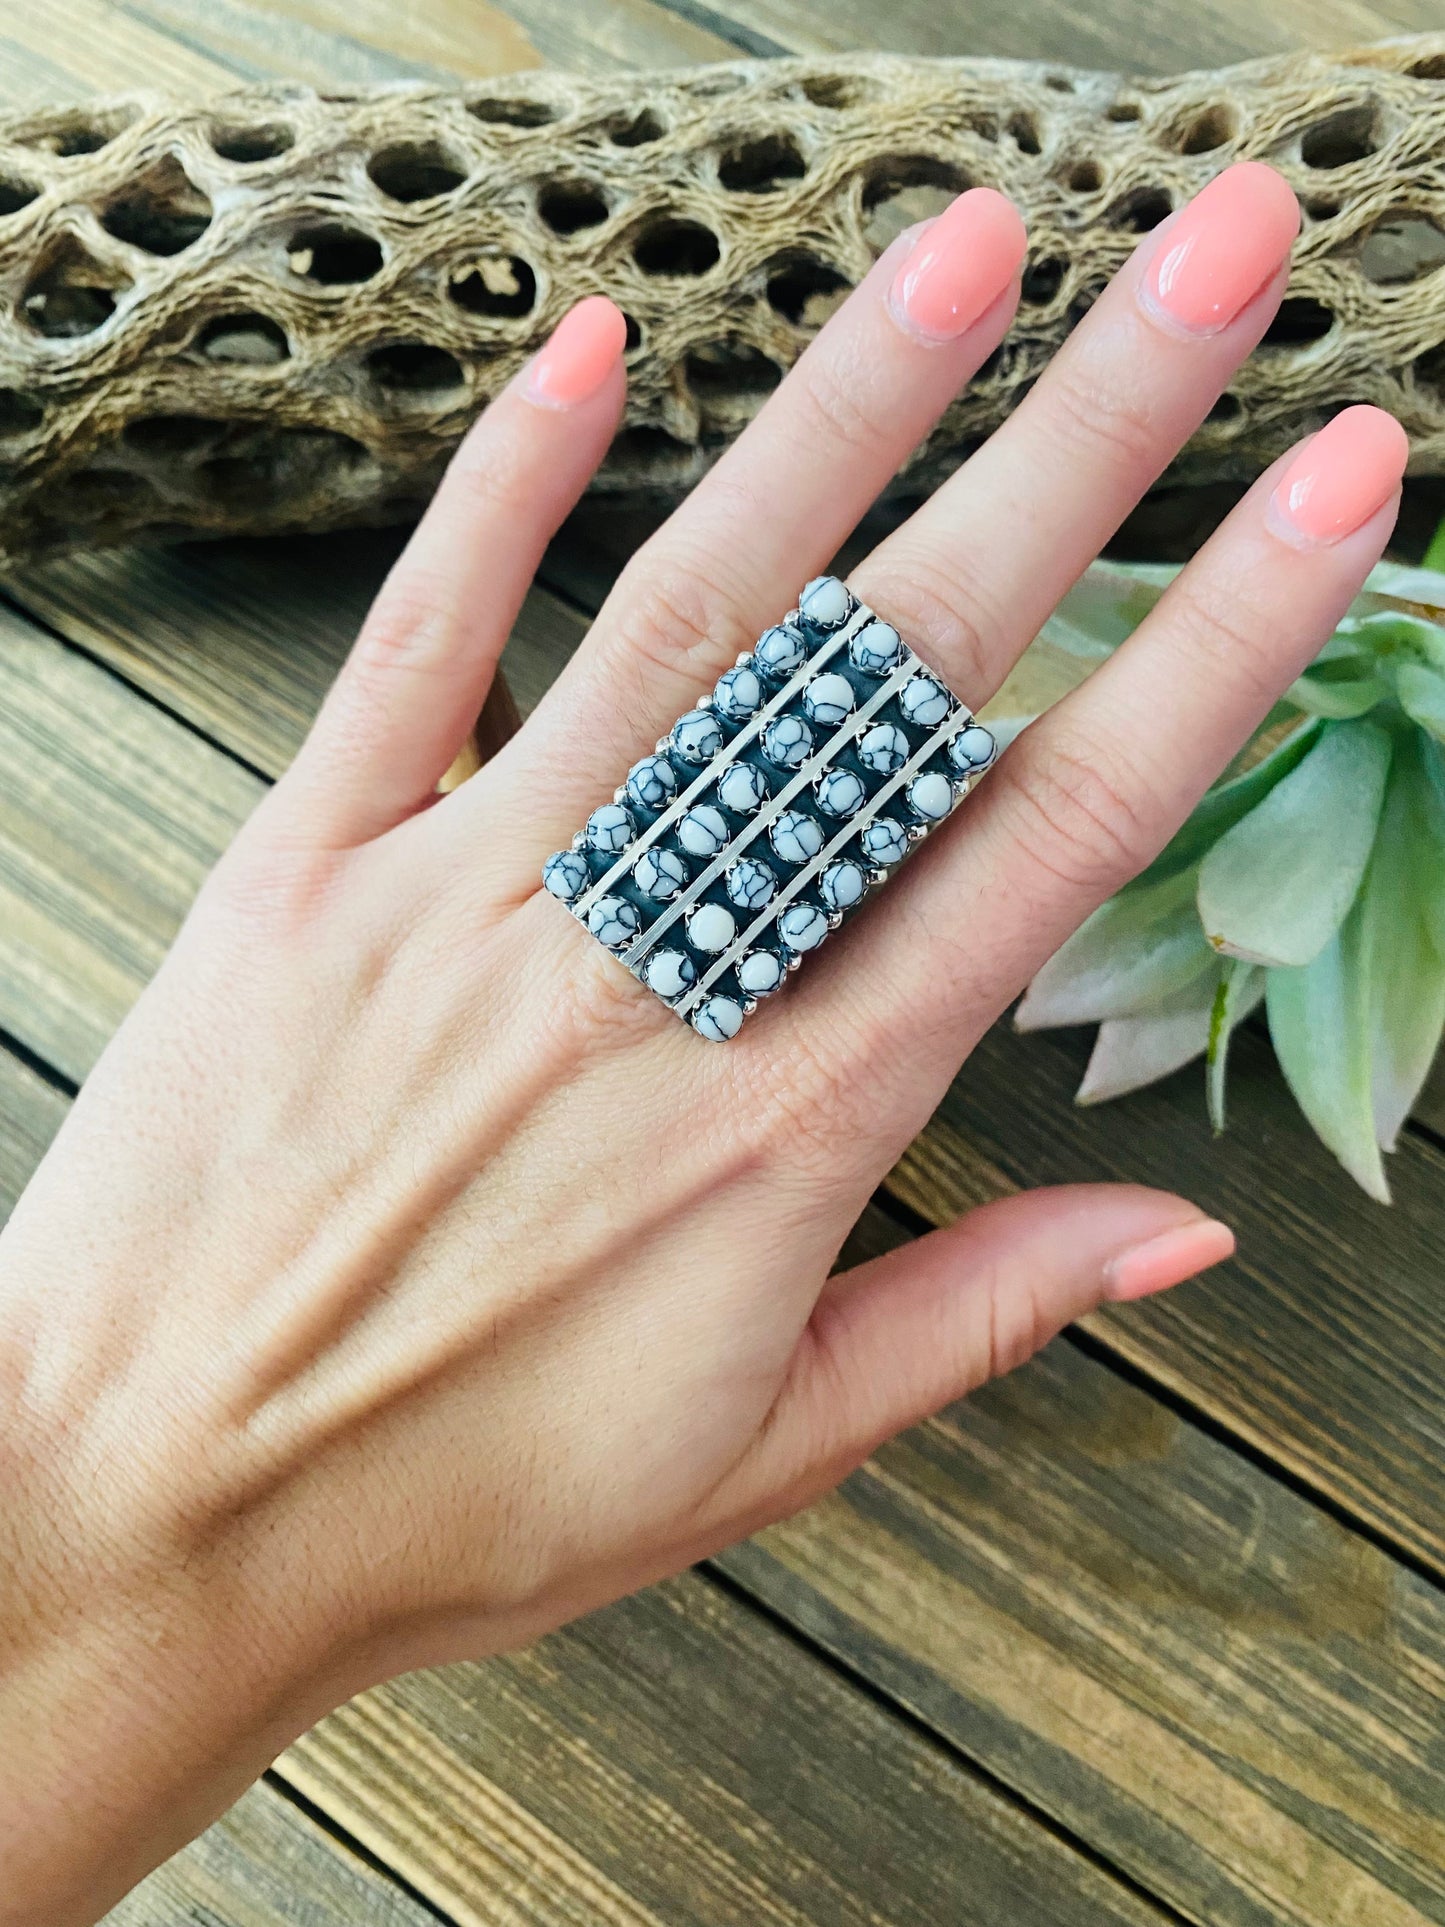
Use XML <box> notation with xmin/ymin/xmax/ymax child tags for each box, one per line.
<box><xmin>1268</xmin><ymin>405</ymin><xmax>1410</xmax><ymax>548</ymax></box>
<box><xmin>888</xmin><ymin>187</ymin><xmax>1027</xmax><ymax>345</ymax></box>
<box><xmin>522</xmin><ymin>296</ymin><xmax>628</xmax><ymax>408</ymax></box>
<box><xmin>1140</xmin><ymin>161</ymin><xmax>1300</xmax><ymax>338</ymax></box>
<box><xmin>1104</xmin><ymin>1218</ymin><xmax>1235</xmax><ymax>1302</ymax></box>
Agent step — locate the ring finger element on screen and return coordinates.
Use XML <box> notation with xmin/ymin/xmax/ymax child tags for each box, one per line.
<box><xmin>471</xmin><ymin>186</ymin><xmax>1029</xmax><ymax>864</ymax></box>
<box><xmin>848</xmin><ymin>161</ymin><xmax>1303</xmax><ymax>712</ymax></box>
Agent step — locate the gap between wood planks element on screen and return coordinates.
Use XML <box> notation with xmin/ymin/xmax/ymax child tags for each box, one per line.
<box><xmin>260</xmin><ymin>1771</ymin><xmax>461</xmax><ymax>1927</ymax></box>
<box><xmin>699</xmin><ymin>1546</ymin><xmax>1198</xmax><ymax>1927</ymax></box>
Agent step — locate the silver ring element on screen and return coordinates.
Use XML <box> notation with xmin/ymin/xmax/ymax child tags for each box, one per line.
<box><xmin>542</xmin><ymin>576</ymin><xmax>998</xmax><ymax>1041</ymax></box>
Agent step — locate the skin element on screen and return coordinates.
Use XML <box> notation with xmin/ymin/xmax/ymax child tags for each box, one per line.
<box><xmin>0</xmin><ymin>165</ymin><xmax>1407</xmax><ymax>1924</ymax></box>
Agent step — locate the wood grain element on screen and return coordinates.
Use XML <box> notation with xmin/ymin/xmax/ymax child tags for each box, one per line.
<box><xmin>6</xmin><ymin>533</ymin><xmax>582</xmax><ymax>780</ymax></box>
<box><xmin>0</xmin><ymin>599</ymin><xmax>261</xmax><ymax>1081</ymax></box>
<box><xmin>102</xmin><ymin>1778</ymin><xmax>438</xmax><ymax>1927</ymax></box>
<box><xmin>283</xmin><ymin>1572</ymin><xmax>1169</xmax><ymax>1927</ymax></box>
<box><xmin>650</xmin><ymin>0</ymin><xmax>1444</xmax><ymax>74</ymax></box>
<box><xmin>2</xmin><ymin>609</ymin><xmax>1443</xmax><ymax>1921</ymax></box>
<box><xmin>889</xmin><ymin>1020</ymin><xmax>1445</xmax><ymax>1578</ymax></box>
<box><xmin>726</xmin><ymin>1337</ymin><xmax>1445</xmax><ymax>1927</ymax></box>
<box><xmin>0</xmin><ymin>1038</ymin><xmax>68</xmax><ymax>1215</ymax></box>
<box><xmin>0</xmin><ymin>0</ymin><xmax>726</xmax><ymax>112</ymax></box>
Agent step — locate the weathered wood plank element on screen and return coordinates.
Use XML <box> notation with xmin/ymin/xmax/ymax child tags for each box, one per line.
<box><xmin>0</xmin><ymin>0</ymin><xmax>237</xmax><ymax>105</ymax></box>
<box><xmin>888</xmin><ymin>1020</ymin><xmax>1445</xmax><ymax>1579</ymax></box>
<box><xmin>102</xmin><ymin>1777</ymin><xmax>439</xmax><ymax>1927</ymax></box>
<box><xmin>2</xmin><ymin>608</ymin><xmax>1443</xmax><ymax>1923</ymax></box>
<box><xmin>282</xmin><ymin>1572</ymin><xmax>1169</xmax><ymax>1927</ymax></box>
<box><xmin>6</xmin><ymin>532</ymin><xmax>580</xmax><ymax>781</ymax></box>
<box><xmin>0</xmin><ymin>1039</ymin><xmax>68</xmax><ymax>1217</ymax></box>
<box><xmin>649</xmin><ymin>0</ymin><xmax>1444</xmax><ymax>74</ymax></box>
<box><xmin>725</xmin><ymin>1338</ymin><xmax>1445</xmax><ymax>1927</ymax></box>
<box><xmin>0</xmin><ymin>0</ymin><xmax>728</xmax><ymax>114</ymax></box>
<box><xmin>0</xmin><ymin>600</ymin><xmax>261</xmax><ymax>1081</ymax></box>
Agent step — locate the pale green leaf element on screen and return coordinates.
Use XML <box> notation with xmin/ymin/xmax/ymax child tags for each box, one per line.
<box><xmin>1345</xmin><ymin>610</ymin><xmax>1445</xmax><ymax>668</ymax></box>
<box><xmin>1040</xmin><ymin>561</ymin><xmax>1179</xmax><ymax>659</ymax></box>
<box><xmin>1196</xmin><ymin>721</ymin><xmax>1392</xmax><ymax>967</ymax></box>
<box><xmin>1076</xmin><ymin>973</ymin><xmax>1220</xmax><ymax>1105</ymax></box>
<box><xmin>979</xmin><ymin>714</ymin><xmax>1034</xmax><ymax>754</ymax></box>
<box><xmin>1421</xmin><ymin>738</ymin><xmax>1445</xmax><ymax>960</ymax></box>
<box><xmin>1205</xmin><ymin>958</ymin><xmax>1265</xmax><ymax>1134</ymax></box>
<box><xmin>1266</xmin><ymin>899</ymin><xmax>1389</xmax><ymax>1202</ymax></box>
<box><xmin>1365</xmin><ymin>736</ymin><xmax>1445</xmax><ymax>1150</ymax></box>
<box><xmin>1286</xmin><ymin>657</ymin><xmax>1389</xmax><ymax>719</ymax></box>
<box><xmin>1138</xmin><ymin>720</ymin><xmax>1321</xmax><ymax>885</ymax></box>
<box><xmin>1394</xmin><ymin>662</ymin><xmax>1445</xmax><ymax>742</ymax></box>
<box><xmin>1359</xmin><ymin>559</ymin><xmax>1445</xmax><ymax>610</ymax></box>
<box><xmin>1016</xmin><ymin>866</ymin><xmax>1212</xmax><ymax>1030</ymax></box>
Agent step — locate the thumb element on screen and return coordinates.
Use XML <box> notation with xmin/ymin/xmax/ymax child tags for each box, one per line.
<box><xmin>714</xmin><ymin>1185</ymin><xmax>1233</xmax><ymax>1540</ymax></box>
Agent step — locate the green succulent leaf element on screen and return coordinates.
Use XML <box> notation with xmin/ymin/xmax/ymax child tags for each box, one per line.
<box><xmin>1016</xmin><ymin>865</ymin><xmax>1213</xmax><ymax>1030</ymax></box>
<box><xmin>1393</xmin><ymin>661</ymin><xmax>1445</xmax><ymax>741</ymax></box>
<box><xmin>1286</xmin><ymin>658</ymin><xmax>1390</xmax><ymax>719</ymax></box>
<box><xmin>1421</xmin><ymin>738</ymin><xmax>1445</xmax><ymax>960</ymax></box>
<box><xmin>1357</xmin><ymin>559</ymin><xmax>1445</xmax><ymax>610</ymax></box>
<box><xmin>1015</xmin><ymin>557</ymin><xmax>1445</xmax><ymax>1199</ymax></box>
<box><xmin>1138</xmin><ymin>720</ymin><xmax>1322</xmax><ymax>885</ymax></box>
<box><xmin>1076</xmin><ymin>973</ymin><xmax>1220</xmax><ymax>1105</ymax></box>
<box><xmin>1196</xmin><ymin>720</ymin><xmax>1392</xmax><ymax>967</ymax></box>
<box><xmin>1266</xmin><ymin>896</ymin><xmax>1389</xmax><ymax>1203</ymax></box>
<box><xmin>1206</xmin><ymin>957</ymin><xmax>1266</xmax><ymax>1134</ymax></box>
<box><xmin>1040</xmin><ymin>561</ymin><xmax>1179</xmax><ymax>659</ymax></box>
<box><xmin>1365</xmin><ymin>735</ymin><xmax>1445</xmax><ymax>1151</ymax></box>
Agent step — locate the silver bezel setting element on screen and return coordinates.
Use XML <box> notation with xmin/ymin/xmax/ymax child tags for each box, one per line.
<box><xmin>544</xmin><ymin>577</ymin><xmax>998</xmax><ymax>1040</ymax></box>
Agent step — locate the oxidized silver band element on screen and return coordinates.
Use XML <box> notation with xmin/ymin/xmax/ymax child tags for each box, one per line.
<box><xmin>541</xmin><ymin>575</ymin><xmax>997</xmax><ymax>1040</ymax></box>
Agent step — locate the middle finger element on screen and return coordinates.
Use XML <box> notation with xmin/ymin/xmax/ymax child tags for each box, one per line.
<box><xmin>850</xmin><ymin>160</ymin><xmax>1303</xmax><ymax>712</ymax></box>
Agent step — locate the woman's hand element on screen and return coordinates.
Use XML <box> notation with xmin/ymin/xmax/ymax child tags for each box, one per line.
<box><xmin>0</xmin><ymin>161</ymin><xmax>1408</xmax><ymax>1924</ymax></box>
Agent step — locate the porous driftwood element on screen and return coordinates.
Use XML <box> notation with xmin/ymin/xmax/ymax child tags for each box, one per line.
<box><xmin>1</xmin><ymin>37</ymin><xmax>1444</xmax><ymax>566</ymax></box>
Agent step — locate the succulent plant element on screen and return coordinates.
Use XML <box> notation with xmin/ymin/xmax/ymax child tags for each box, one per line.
<box><xmin>1010</xmin><ymin>541</ymin><xmax>1445</xmax><ymax>1201</ymax></box>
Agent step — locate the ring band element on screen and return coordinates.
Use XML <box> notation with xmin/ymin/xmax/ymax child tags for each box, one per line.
<box><xmin>542</xmin><ymin>575</ymin><xmax>998</xmax><ymax>1041</ymax></box>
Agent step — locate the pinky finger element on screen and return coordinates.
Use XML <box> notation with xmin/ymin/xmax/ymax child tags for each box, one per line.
<box><xmin>275</xmin><ymin>297</ymin><xmax>628</xmax><ymax>850</ymax></box>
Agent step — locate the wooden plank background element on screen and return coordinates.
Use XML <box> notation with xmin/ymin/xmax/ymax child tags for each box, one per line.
<box><xmin>0</xmin><ymin>3</ymin><xmax>1441</xmax><ymax>1924</ymax></box>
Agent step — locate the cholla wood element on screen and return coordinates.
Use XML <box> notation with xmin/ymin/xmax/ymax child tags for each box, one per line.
<box><xmin>1</xmin><ymin>36</ymin><xmax>1444</xmax><ymax>565</ymax></box>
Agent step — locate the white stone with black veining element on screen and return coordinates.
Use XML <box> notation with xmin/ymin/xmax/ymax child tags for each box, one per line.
<box><xmin>549</xmin><ymin>576</ymin><xmax>995</xmax><ymax>1039</ymax></box>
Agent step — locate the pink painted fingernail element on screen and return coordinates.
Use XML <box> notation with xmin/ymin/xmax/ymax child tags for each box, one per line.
<box><xmin>522</xmin><ymin>296</ymin><xmax>628</xmax><ymax>408</ymax></box>
<box><xmin>1103</xmin><ymin>1218</ymin><xmax>1235</xmax><ymax>1303</ymax></box>
<box><xmin>1268</xmin><ymin>405</ymin><xmax>1410</xmax><ymax>547</ymax></box>
<box><xmin>1141</xmin><ymin>161</ymin><xmax>1300</xmax><ymax>337</ymax></box>
<box><xmin>888</xmin><ymin>187</ymin><xmax>1027</xmax><ymax>344</ymax></box>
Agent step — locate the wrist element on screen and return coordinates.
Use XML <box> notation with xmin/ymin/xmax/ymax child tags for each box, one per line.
<box><xmin>0</xmin><ymin>1346</ymin><xmax>344</xmax><ymax>1927</ymax></box>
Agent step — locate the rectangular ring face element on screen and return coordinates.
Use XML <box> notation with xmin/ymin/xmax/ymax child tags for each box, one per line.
<box><xmin>541</xmin><ymin>576</ymin><xmax>997</xmax><ymax>1040</ymax></box>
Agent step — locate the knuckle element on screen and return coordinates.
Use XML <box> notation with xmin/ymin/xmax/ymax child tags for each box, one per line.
<box><xmin>792</xmin><ymin>353</ymin><xmax>886</xmax><ymax>461</ymax></box>
<box><xmin>1160</xmin><ymin>571</ymin><xmax>1280</xmax><ymax>708</ymax></box>
<box><xmin>1042</xmin><ymin>350</ymin><xmax>1161</xmax><ymax>477</ymax></box>
<box><xmin>986</xmin><ymin>1268</ymin><xmax>1049</xmax><ymax>1383</ymax></box>
<box><xmin>1003</xmin><ymin>727</ymin><xmax>1152</xmax><ymax>896</ymax></box>
<box><xmin>559</xmin><ymin>929</ymin><xmax>682</xmax><ymax>1055</ymax></box>
<box><xmin>447</xmin><ymin>434</ymin><xmax>527</xmax><ymax>523</ymax></box>
<box><xmin>200</xmin><ymin>821</ymin><xmax>349</xmax><ymax>943</ymax></box>
<box><xmin>732</xmin><ymin>1003</ymin><xmax>896</xmax><ymax>1177</ymax></box>
<box><xmin>350</xmin><ymin>569</ymin><xmax>461</xmax><ymax>683</ymax></box>
<box><xmin>608</xmin><ymin>551</ymin><xmax>748</xmax><ymax>690</ymax></box>
<box><xmin>856</xmin><ymin>553</ymin><xmax>1006</xmax><ymax>706</ymax></box>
